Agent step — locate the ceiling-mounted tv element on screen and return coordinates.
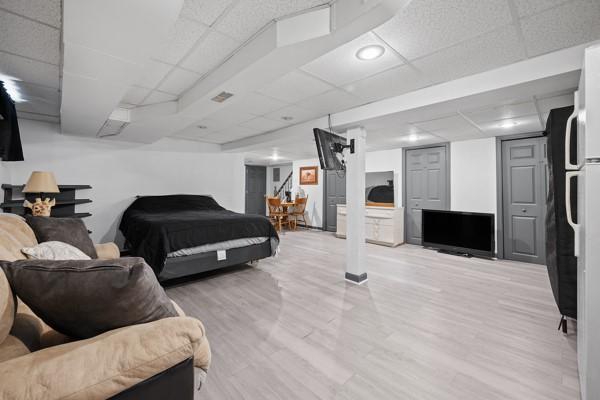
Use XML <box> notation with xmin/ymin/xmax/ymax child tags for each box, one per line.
<box><xmin>422</xmin><ymin>209</ymin><xmax>495</xmax><ymax>259</ymax></box>
<box><xmin>313</xmin><ymin>128</ymin><xmax>346</xmax><ymax>171</ymax></box>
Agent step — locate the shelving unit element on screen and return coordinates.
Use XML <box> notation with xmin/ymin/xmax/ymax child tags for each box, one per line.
<box><xmin>1</xmin><ymin>184</ymin><xmax>92</xmax><ymax>218</ymax></box>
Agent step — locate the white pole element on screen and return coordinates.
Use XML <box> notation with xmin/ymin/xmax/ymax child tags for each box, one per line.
<box><xmin>345</xmin><ymin>126</ymin><xmax>367</xmax><ymax>284</ymax></box>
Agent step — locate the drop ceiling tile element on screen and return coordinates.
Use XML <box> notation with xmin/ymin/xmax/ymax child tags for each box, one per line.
<box><xmin>512</xmin><ymin>0</ymin><xmax>571</xmax><ymax>17</ymax></box>
<box><xmin>181</xmin><ymin>30</ymin><xmax>241</xmax><ymax>75</ymax></box>
<box><xmin>206</xmin><ymin>125</ymin><xmax>259</xmax><ymax>143</ymax></box>
<box><xmin>463</xmin><ymin>100</ymin><xmax>538</xmax><ymax>124</ymax></box>
<box><xmin>257</xmin><ymin>70</ymin><xmax>334</xmax><ymax>103</ymax></box>
<box><xmin>0</xmin><ymin>0</ymin><xmax>61</xmax><ymax>27</ymax></box>
<box><xmin>181</xmin><ymin>0</ymin><xmax>234</xmax><ymax>26</ymax></box>
<box><xmin>173</xmin><ymin>125</ymin><xmax>216</xmax><ymax>140</ymax></box>
<box><xmin>240</xmin><ymin>116</ymin><xmax>287</xmax><ymax>132</ymax></box>
<box><xmin>412</xmin><ymin>26</ymin><xmax>526</xmax><ymax>85</ymax></box>
<box><xmin>343</xmin><ymin>64</ymin><xmax>430</xmax><ymax>103</ymax></box>
<box><xmin>374</xmin><ymin>0</ymin><xmax>512</xmax><ymax>60</ymax></box>
<box><xmin>135</xmin><ymin>60</ymin><xmax>173</xmax><ymax>89</ymax></box>
<box><xmin>536</xmin><ymin>93</ymin><xmax>574</xmax><ymax>114</ymax></box>
<box><xmin>229</xmin><ymin>92</ymin><xmax>288</xmax><ymax>116</ymax></box>
<box><xmin>153</xmin><ymin>17</ymin><xmax>208</xmax><ymax>64</ymax></box>
<box><xmin>263</xmin><ymin>104</ymin><xmax>320</xmax><ymax>124</ymax></box>
<box><xmin>0</xmin><ymin>52</ymin><xmax>59</xmax><ymax>88</ymax></box>
<box><xmin>215</xmin><ymin>0</ymin><xmax>329</xmax><ymax>42</ymax></box>
<box><xmin>142</xmin><ymin>90</ymin><xmax>178</xmax><ymax>105</ymax></box>
<box><xmin>208</xmin><ymin>107</ymin><xmax>256</xmax><ymax>126</ymax></box>
<box><xmin>296</xmin><ymin>88</ymin><xmax>364</xmax><ymax>114</ymax></box>
<box><xmin>122</xmin><ymin>86</ymin><xmax>151</xmax><ymax>105</ymax></box>
<box><xmin>413</xmin><ymin>114</ymin><xmax>479</xmax><ymax>134</ymax></box>
<box><xmin>479</xmin><ymin>114</ymin><xmax>543</xmax><ymax>136</ymax></box>
<box><xmin>301</xmin><ymin>32</ymin><xmax>404</xmax><ymax>86</ymax></box>
<box><xmin>118</xmin><ymin>102</ymin><xmax>137</xmax><ymax>109</ymax></box>
<box><xmin>158</xmin><ymin>68</ymin><xmax>200</xmax><ymax>95</ymax></box>
<box><xmin>0</xmin><ymin>12</ymin><xmax>60</xmax><ymax>64</ymax></box>
<box><xmin>521</xmin><ymin>0</ymin><xmax>600</xmax><ymax>57</ymax></box>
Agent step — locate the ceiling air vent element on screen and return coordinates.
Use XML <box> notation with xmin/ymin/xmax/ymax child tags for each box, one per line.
<box><xmin>97</xmin><ymin>108</ymin><xmax>130</xmax><ymax>138</ymax></box>
<box><xmin>211</xmin><ymin>91</ymin><xmax>234</xmax><ymax>103</ymax></box>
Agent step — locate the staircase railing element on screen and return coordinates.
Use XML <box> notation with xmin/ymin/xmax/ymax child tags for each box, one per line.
<box><xmin>274</xmin><ymin>171</ymin><xmax>293</xmax><ymax>197</ymax></box>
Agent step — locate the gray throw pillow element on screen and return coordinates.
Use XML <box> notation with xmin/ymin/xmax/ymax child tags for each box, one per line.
<box><xmin>1</xmin><ymin>257</ymin><xmax>177</xmax><ymax>339</ymax></box>
<box><xmin>25</xmin><ymin>216</ymin><xmax>98</xmax><ymax>258</ymax></box>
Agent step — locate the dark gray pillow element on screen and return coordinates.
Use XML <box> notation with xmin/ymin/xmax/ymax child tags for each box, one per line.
<box><xmin>1</xmin><ymin>257</ymin><xmax>177</xmax><ymax>339</ymax></box>
<box><xmin>25</xmin><ymin>216</ymin><xmax>98</xmax><ymax>258</ymax></box>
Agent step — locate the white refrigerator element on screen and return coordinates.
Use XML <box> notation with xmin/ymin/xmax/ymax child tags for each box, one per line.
<box><xmin>567</xmin><ymin>43</ymin><xmax>600</xmax><ymax>400</ymax></box>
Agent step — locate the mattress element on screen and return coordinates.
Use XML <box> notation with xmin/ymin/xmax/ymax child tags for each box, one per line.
<box><xmin>167</xmin><ymin>236</ymin><xmax>269</xmax><ymax>258</ymax></box>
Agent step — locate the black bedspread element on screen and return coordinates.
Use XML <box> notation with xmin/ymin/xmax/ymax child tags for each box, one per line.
<box><xmin>119</xmin><ymin>195</ymin><xmax>279</xmax><ymax>274</ymax></box>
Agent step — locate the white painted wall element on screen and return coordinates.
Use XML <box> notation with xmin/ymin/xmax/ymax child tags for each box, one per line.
<box><xmin>266</xmin><ymin>163</ymin><xmax>293</xmax><ymax>197</ymax></box>
<box><xmin>291</xmin><ymin>158</ymin><xmax>323</xmax><ymax>228</ymax></box>
<box><xmin>2</xmin><ymin>119</ymin><xmax>246</xmax><ymax>246</ymax></box>
<box><xmin>450</xmin><ymin>137</ymin><xmax>498</xmax><ymax>249</ymax></box>
<box><xmin>366</xmin><ymin>148</ymin><xmax>403</xmax><ymax>206</ymax></box>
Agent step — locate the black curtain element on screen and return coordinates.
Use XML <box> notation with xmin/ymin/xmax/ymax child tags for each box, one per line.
<box><xmin>0</xmin><ymin>81</ymin><xmax>24</xmax><ymax>161</ymax></box>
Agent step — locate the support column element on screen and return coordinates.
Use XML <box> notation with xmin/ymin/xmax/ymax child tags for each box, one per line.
<box><xmin>345</xmin><ymin>126</ymin><xmax>367</xmax><ymax>284</ymax></box>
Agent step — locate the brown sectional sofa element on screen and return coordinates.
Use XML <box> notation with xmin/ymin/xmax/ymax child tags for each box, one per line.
<box><xmin>0</xmin><ymin>214</ymin><xmax>211</xmax><ymax>399</ymax></box>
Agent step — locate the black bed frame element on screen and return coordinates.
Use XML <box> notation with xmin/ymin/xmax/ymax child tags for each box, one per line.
<box><xmin>157</xmin><ymin>240</ymin><xmax>272</xmax><ymax>282</ymax></box>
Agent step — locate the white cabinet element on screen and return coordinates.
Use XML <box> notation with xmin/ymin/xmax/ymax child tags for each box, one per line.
<box><xmin>336</xmin><ymin>205</ymin><xmax>404</xmax><ymax>247</ymax></box>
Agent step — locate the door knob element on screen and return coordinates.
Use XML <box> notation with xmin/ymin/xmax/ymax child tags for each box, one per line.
<box><xmin>416</xmin><ymin>203</ymin><xmax>419</xmax><ymax>207</ymax></box>
<box><xmin>522</xmin><ymin>208</ymin><xmax>526</xmax><ymax>213</ymax></box>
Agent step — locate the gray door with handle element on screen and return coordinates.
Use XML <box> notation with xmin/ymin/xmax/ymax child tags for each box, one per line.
<box><xmin>325</xmin><ymin>170</ymin><xmax>346</xmax><ymax>232</ymax></box>
<box><xmin>405</xmin><ymin>146</ymin><xmax>449</xmax><ymax>244</ymax></box>
<box><xmin>502</xmin><ymin>137</ymin><xmax>547</xmax><ymax>264</ymax></box>
<box><xmin>245</xmin><ymin>165</ymin><xmax>266</xmax><ymax>215</ymax></box>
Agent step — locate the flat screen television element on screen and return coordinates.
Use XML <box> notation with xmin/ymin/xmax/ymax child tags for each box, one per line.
<box><xmin>422</xmin><ymin>209</ymin><xmax>495</xmax><ymax>258</ymax></box>
<box><xmin>313</xmin><ymin>128</ymin><xmax>346</xmax><ymax>171</ymax></box>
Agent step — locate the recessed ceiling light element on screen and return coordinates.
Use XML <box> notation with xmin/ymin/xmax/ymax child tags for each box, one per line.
<box><xmin>356</xmin><ymin>45</ymin><xmax>385</xmax><ymax>61</ymax></box>
<box><xmin>499</xmin><ymin>121</ymin><xmax>519</xmax><ymax>129</ymax></box>
<box><xmin>281</xmin><ymin>116</ymin><xmax>294</xmax><ymax>121</ymax></box>
<box><xmin>408</xmin><ymin>133</ymin><xmax>418</xmax><ymax>142</ymax></box>
<box><xmin>271</xmin><ymin>154</ymin><xmax>280</xmax><ymax>161</ymax></box>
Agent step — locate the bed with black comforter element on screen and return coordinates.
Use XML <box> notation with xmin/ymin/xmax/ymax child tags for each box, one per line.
<box><xmin>119</xmin><ymin>195</ymin><xmax>279</xmax><ymax>279</ymax></box>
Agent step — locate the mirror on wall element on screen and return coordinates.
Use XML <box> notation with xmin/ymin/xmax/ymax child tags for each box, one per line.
<box><xmin>366</xmin><ymin>171</ymin><xmax>394</xmax><ymax>207</ymax></box>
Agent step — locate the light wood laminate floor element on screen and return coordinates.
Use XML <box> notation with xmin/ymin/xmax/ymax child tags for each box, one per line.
<box><xmin>167</xmin><ymin>229</ymin><xmax>579</xmax><ymax>400</ymax></box>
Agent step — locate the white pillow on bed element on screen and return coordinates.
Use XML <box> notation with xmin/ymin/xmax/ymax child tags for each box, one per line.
<box><xmin>21</xmin><ymin>241</ymin><xmax>92</xmax><ymax>260</ymax></box>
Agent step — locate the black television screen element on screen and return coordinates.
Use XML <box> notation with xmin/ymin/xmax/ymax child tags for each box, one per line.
<box><xmin>422</xmin><ymin>209</ymin><xmax>495</xmax><ymax>258</ymax></box>
<box><xmin>313</xmin><ymin>128</ymin><xmax>345</xmax><ymax>171</ymax></box>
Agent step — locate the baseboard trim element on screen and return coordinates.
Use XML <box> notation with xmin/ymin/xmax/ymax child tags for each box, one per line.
<box><xmin>345</xmin><ymin>272</ymin><xmax>368</xmax><ymax>285</ymax></box>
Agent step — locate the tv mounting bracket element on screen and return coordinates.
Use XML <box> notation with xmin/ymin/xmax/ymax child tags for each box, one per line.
<box><xmin>332</xmin><ymin>139</ymin><xmax>355</xmax><ymax>154</ymax></box>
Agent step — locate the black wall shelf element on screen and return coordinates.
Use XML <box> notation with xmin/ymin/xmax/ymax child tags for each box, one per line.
<box><xmin>1</xmin><ymin>184</ymin><xmax>92</xmax><ymax>218</ymax></box>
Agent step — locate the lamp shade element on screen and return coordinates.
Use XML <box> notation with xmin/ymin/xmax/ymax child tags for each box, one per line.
<box><xmin>23</xmin><ymin>171</ymin><xmax>59</xmax><ymax>193</ymax></box>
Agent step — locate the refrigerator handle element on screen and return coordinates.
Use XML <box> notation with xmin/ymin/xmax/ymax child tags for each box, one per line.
<box><xmin>566</xmin><ymin>171</ymin><xmax>581</xmax><ymax>257</ymax></box>
<box><xmin>565</xmin><ymin>91</ymin><xmax>582</xmax><ymax>170</ymax></box>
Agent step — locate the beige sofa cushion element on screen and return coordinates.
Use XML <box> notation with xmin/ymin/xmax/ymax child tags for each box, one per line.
<box><xmin>0</xmin><ymin>316</ymin><xmax>210</xmax><ymax>400</ymax></box>
<box><xmin>0</xmin><ymin>270</ymin><xmax>15</xmax><ymax>344</ymax></box>
<box><xmin>0</xmin><ymin>335</ymin><xmax>29</xmax><ymax>363</ymax></box>
<box><xmin>0</xmin><ymin>214</ymin><xmax>38</xmax><ymax>262</ymax></box>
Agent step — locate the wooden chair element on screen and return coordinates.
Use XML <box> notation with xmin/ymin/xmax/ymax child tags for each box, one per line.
<box><xmin>291</xmin><ymin>196</ymin><xmax>308</xmax><ymax>229</ymax></box>
<box><xmin>267</xmin><ymin>197</ymin><xmax>292</xmax><ymax>231</ymax></box>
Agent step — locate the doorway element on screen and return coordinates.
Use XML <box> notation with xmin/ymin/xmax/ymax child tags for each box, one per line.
<box><xmin>245</xmin><ymin>165</ymin><xmax>266</xmax><ymax>215</ymax></box>
<box><xmin>323</xmin><ymin>169</ymin><xmax>346</xmax><ymax>232</ymax></box>
<box><xmin>499</xmin><ymin>136</ymin><xmax>548</xmax><ymax>264</ymax></box>
<box><xmin>403</xmin><ymin>145</ymin><xmax>450</xmax><ymax>245</ymax></box>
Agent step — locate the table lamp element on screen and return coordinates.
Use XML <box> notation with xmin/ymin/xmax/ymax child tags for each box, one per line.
<box><xmin>22</xmin><ymin>171</ymin><xmax>60</xmax><ymax>217</ymax></box>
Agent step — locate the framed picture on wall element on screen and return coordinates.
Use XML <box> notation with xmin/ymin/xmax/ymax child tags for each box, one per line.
<box><xmin>299</xmin><ymin>166</ymin><xmax>318</xmax><ymax>185</ymax></box>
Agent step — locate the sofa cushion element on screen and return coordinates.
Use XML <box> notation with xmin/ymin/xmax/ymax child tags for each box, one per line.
<box><xmin>21</xmin><ymin>241</ymin><xmax>92</xmax><ymax>260</ymax></box>
<box><xmin>0</xmin><ymin>335</ymin><xmax>29</xmax><ymax>363</ymax></box>
<box><xmin>0</xmin><ymin>214</ymin><xmax>37</xmax><ymax>262</ymax></box>
<box><xmin>1</xmin><ymin>257</ymin><xmax>177</xmax><ymax>339</ymax></box>
<box><xmin>25</xmin><ymin>216</ymin><xmax>98</xmax><ymax>258</ymax></box>
<box><xmin>0</xmin><ymin>316</ymin><xmax>209</xmax><ymax>400</ymax></box>
<box><xmin>0</xmin><ymin>270</ymin><xmax>16</xmax><ymax>344</ymax></box>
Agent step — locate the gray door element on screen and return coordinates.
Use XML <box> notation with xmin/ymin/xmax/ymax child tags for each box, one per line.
<box><xmin>324</xmin><ymin>170</ymin><xmax>346</xmax><ymax>232</ymax></box>
<box><xmin>405</xmin><ymin>146</ymin><xmax>449</xmax><ymax>244</ymax></box>
<box><xmin>502</xmin><ymin>137</ymin><xmax>547</xmax><ymax>264</ymax></box>
<box><xmin>245</xmin><ymin>165</ymin><xmax>266</xmax><ymax>215</ymax></box>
